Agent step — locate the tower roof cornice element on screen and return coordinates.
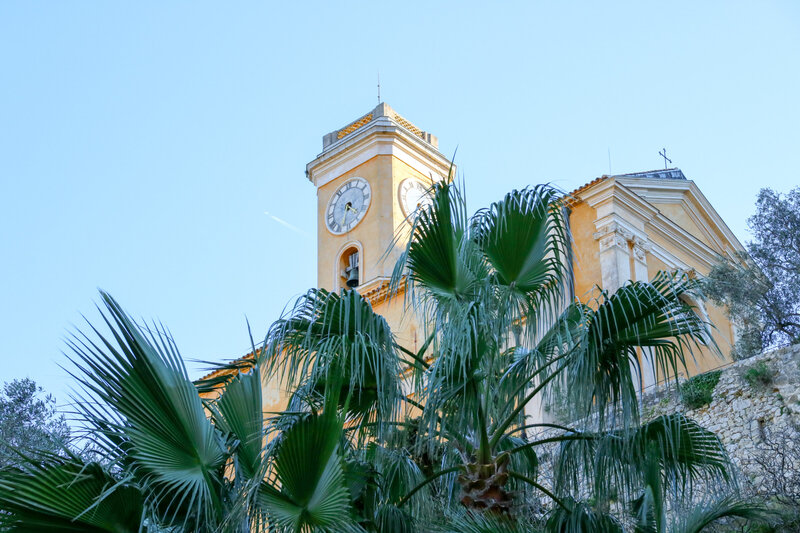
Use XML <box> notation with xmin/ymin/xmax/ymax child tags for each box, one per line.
<box><xmin>305</xmin><ymin>103</ymin><xmax>452</xmax><ymax>188</ymax></box>
<box><xmin>321</xmin><ymin>103</ymin><xmax>438</xmax><ymax>150</ymax></box>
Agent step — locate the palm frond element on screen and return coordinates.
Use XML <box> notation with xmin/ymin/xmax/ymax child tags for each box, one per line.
<box><xmin>264</xmin><ymin>288</ymin><xmax>401</xmax><ymax>438</ymax></box>
<box><xmin>258</xmin><ymin>410</ymin><xmax>358</xmax><ymax>532</ymax></box>
<box><xmin>497</xmin><ymin>434</ymin><xmax>539</xmax><ymax>485</ymax></box>
<box><xmin>434</xmin><ymin>508</ymin><xmax>542</xmax><ymax>533</ymax></box>
<box><xmin>545</xmin><ymin>498</ymin><xmax>624</xmax><ymax>533</ymax></box>
<box><xmin>66</xmin><ymin>291</ymin><xmax>227</xmax><ymax>527</ymax></box>
<box><xmin>563</xmin><ymin>271</ymin><xmax>711</xmax><ymax>427</ymax></box>
<box><xmin>635</xmin><ymin>414</ymin><xmax>730</xmax><ymax>486</ymax></box>
<box><xmin>553</xmin><ymin>413</ymin><xmax>732</xmax><ymax>521</ymax></box>
<box><xmin>667</xmin><ymin>496</ymin><xmax>770</xmax><ymax>533</ymax></box>
<box><xmin>471</xmin><ymin>185</ymin><xmax>573</xmax><ymax>334</ymax></box>
<box><xmin>391</xmin><ymin>181</ymin><xmax>479</xmax><ymax>303</ymax></box>
<box><xmin>370</xmin><ymin>443</ymin><xmax>426</xmax><ymax>509</ymax></box>
<box><xmin>208</xmin><ymin>363</ymin><xmax>264</xmax><ymax>481</ymax></box>
<box><xmin>373</xmin><ymin>504</ymin><xmax>416</xmax><ymax>533</ymax></box>
<box><xmin>0</xmin><ymin>451</ymin><xmax>143</xmax><ymax>532</ymax></box>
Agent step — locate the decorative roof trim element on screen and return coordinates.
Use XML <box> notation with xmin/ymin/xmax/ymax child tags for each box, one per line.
<box><xmin>573</xmin><ymin>176</ymin><xmax>745</xmax><ymax>272</ymax></box>
<box><xmin>323</xmin><ymin>103</ymin><xmax>437</xmax><ymax>150</ymax></box>
<box><xmin>306</xmin><ymin>118</ymin><xmax>452</xmax><ymax>190</ymax></box>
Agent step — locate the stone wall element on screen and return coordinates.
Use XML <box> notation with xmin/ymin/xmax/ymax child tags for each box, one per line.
<box><xmin>641</xmin><ymin>343</ymin><xmax>800</xmax><ymax>487</ymax></box>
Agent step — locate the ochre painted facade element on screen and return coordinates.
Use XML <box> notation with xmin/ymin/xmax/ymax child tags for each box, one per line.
<box><xmin>568</xmin><ymin>170</ymin><xmax>746</xmax><ymax>382</ymax></box>
<box><xmin>307</xmin><ymin>104</ymin><xmax>451</xmax><ymax>358</ymax></box>
<box><xmin>569</xmin><ymin>201</ymin><xmax>603</xmax><ymax>300</ymax></box>
<box><xmin>239</xmin><ymin>105</ymin><xmax>746</xmax><ymax>416</ymax></box>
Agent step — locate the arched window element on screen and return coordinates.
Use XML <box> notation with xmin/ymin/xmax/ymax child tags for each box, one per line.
<box><xmin>338</xmin><ymin>246</ymin><xmax>360</xmax><ymax>289</ymax></box>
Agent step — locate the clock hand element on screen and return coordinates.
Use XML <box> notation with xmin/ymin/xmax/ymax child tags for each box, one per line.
<box><xmin>341</xmin><ymin>204</ymin><xmax>356</xmax><ymax>227</ymax></box>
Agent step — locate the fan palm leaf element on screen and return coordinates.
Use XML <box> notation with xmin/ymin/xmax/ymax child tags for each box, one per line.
<box><xmin>471</xmin><ymin>185</ymin><xmax>572</xmax><ymax>336</ymax></box>
<box><xmin>0</xmin><ymin>452</ymin><xmax>143</xmax><ymax>532</ymax></box>
<box><xmin>666</xmin><ymin>496</ymin><xmax>770</xmax><ymax>533</ymax></box>
<box><xmin>258</xmin><ymin>410</ymin><xmax>358</xmax><ymax>532</ymax></box>
<box><xmin>562</xmin><ymin>271</ymin><xmax>711</xmax><ymax>426</ymax></box>
<box><xmin>208</xmin><ymin>363</ymin><xmax>265</xmax><ymax>482</ymax></box>
<box><xmin>434</xmin><ymin>508</ymin><xmax>544</xmax><ymax>533</ymax></box>
<box><xmin>265</xmin><ymin>288</ymin><xmax>401</xmax><ymax>438</ymax></box>
<box><xmin>545</xmin><ymin>498</ymin><xmax>624</xmax><ymax>533</ymax></box>
<box><xmin>393</xmin><ymin>181</ymin><xmax>480</xmax><ymax>303</ymax></box>
<box><xmin>66</xmin><ymin>292</ymin><xmax>227</xmax><ymax>528</ymax></box>
<box><xmin>553</xmin><ymin>414</ymin><xmax>732</xmax><ymax>530</ymax></box>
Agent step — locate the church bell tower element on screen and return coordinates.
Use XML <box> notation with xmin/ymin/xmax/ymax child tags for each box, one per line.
<box><xmin>305</xmin><ymin>103</ymin><xmax>452</xmax><ymax>300</ymax></box>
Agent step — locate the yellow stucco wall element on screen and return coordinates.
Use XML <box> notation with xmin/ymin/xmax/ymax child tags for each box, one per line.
<box><xmin>374</xmin><ymin>156</ymin><xmax>434</xmax><ymax>356</ymax></box>
<box><xmin>313</xmin><ymin>144</ymin><xmax>738</xmax><ymax>393</ymax></box>
<box><xmin>373</xmin><ymin>290</ymin><xmax>423</xmax><ymax>355</ymax></box>
<box><xmin>314</xmin><ymin>152</ymin><xmax>431</xmax><ymax>361</ymax></box>
<box><xmin>317</xmin><ymin>155</ymin><xmax>395</xmax><ymax>290</ymax></box>
<box><xmin>562</xmin><ymin>193</ymin><xmax>738</xmax><ymax>381</ymax></box>
<box><xmin>568</xmin><ymin>202</ymin><xmax>602</xmax><ymax>302</ymax></box>
<box><xmin>316</xmin><ymin>154</ymin><xmax>435</xmax><ymax>293</ymax></box>
<box><xmin>646</xmin><ymin>251</ymin><xmax>733</xmax><ymax>377</ymax></box>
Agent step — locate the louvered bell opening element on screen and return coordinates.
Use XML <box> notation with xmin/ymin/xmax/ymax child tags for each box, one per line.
<box><xmin>345</xmin><ymin>251</ymin><xmax>359</xmax><ymax>288</ymax></box>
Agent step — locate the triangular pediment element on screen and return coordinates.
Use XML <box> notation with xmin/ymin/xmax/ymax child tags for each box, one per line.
<box><xmin>615</xmin><ymin>173</ymin><xmax>744</xmax><ymax>260</ymax></box>
<box><xmin>574</xmin><ymin>169</ymin><xmax>746</xmax><ymax>274</ymax></box>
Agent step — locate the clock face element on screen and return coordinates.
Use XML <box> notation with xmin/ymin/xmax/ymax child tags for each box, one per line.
<box><xmin>398</xmin><ymin>178</ymin><xmax>431</xmax><ymax>218</ymax></box>
<box><xmin>326</xmin><ymin>177</ymin><xmax>371</xmax><ymax>234</ymax></box>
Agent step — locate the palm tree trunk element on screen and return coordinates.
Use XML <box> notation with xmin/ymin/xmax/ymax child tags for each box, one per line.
<box><xmin>457</xmin><ymin>454</ymin><xmax>513</xmax><ymax>514</ymax></box>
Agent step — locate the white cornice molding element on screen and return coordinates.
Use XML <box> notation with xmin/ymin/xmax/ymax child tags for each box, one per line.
<box><xmin>306</xmin><ymin>118</ymin><xmax>453</xmax><ymax>189</ymax></box>
<box><xmin>592</xmin><ymin>216</ymin><xmax>648</xmax><ymax>243</ymax></box>
<box><xmin>578</xmin><ymin>177</ymin><xmax>730</xmax><ymax>272</ymax></box>
<box><xmin>684</xmin><ymin>180</ymin><xmax>746</xmax><ymax>255</ymax></box>
<box><xmin>616</xmin><ymin>177</ymin><xmax>745</xmax><ymax>257</ymax></box>
<box><xmin>577</xmin><ymin>177</ymin><xmax>617</xmax><ymax>207</ymax></box>
<box><xmin>647</xmin><ymin>240</ymin><xmax>691</xmax><ymax>271</ymax></box>
<box><xmin>580</xmin><ymin>178</ymin><xmax>661</xmax><ymax>223</ymax></box>
<box><xmin>357</xmin><ymin>276</ymin><xmax>405</xmax><ymax>307</ymax></box>
<box><xmin>646</xmin><ymin>212</ymin><xmax>722</xmax><ymax>270</ymax></box>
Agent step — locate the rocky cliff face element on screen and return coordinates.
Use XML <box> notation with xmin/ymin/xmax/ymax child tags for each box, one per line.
<box><xmin>641</xmin><ymin>344</ymin><xmax>800</xmax><ymax>490</ymax></box>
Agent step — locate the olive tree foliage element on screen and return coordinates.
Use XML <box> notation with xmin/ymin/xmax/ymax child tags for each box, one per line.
<box><xmin>0</xmin><ymin>378</ymin><xmax>69</xmax><ymax>468</ymax></box>
<box><xmin>705</xmin><ymin>187</ymin><xmax>800</xmax><ymax>359</ymax></box>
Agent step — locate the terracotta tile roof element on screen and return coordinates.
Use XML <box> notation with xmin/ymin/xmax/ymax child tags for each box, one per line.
<box><xmin>565</xmin><ymin>176</ymin><xmax>608</xmax><ymax>206</ymax></box>
<box><xmin>197</xmin><ymin>351</ymin><xmax>257</xmax><ymax>384</ymax></box>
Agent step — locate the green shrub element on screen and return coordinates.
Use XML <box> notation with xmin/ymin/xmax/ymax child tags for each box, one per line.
<box><xmin>681</xmin><ymin>370</ymin><xmax>722</xmax><ymax>410</ymax></box>
<box><xmin>743</xmin><ymin>361</ymin><xmax>774</xmax><ymax>390</ymax></box>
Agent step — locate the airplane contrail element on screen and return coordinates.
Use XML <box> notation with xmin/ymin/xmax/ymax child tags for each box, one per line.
<box><xmin>264</xmin><ymin>211</ymin><xmax>310</xmax><ymax>238</ymax></box>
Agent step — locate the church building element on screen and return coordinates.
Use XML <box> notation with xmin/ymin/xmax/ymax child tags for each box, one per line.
<box><xmin>260</xmin><ymin>103</ymin><xmax>746</xmax><ymax>409</ymax></box>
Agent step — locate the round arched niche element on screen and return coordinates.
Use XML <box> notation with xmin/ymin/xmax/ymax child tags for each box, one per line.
<box><xmin>335</xmin><ymin>241</ymin><xmax>363</xmax><ymax>290</ymax></box>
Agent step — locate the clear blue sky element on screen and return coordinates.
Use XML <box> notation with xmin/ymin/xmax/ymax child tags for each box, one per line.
<box><xmin>1</xmin><ymin>2</ymin><xmax>798</xmax><ymax>407</ymax></box>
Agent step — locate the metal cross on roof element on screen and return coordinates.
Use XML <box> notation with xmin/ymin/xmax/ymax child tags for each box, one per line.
<box><xmin>659</xmin><ymin>148</ymin><xmax>672</xmax><ymax>169</ymax></box>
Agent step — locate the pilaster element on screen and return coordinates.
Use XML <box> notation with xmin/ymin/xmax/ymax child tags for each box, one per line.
<box><xmin>593</xmin><ymin>221</ymin><xmax>641</xmax><ymax>292</ymax></box>
<box><xmin>631</xmin><ymin>237</ymin><xmax>650</xmax><ymax>282</ymax></box>
<box><xmin>593</xmin><ymin>222</ymin><xmax>657</xmax><ymax>389</ymax></box>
